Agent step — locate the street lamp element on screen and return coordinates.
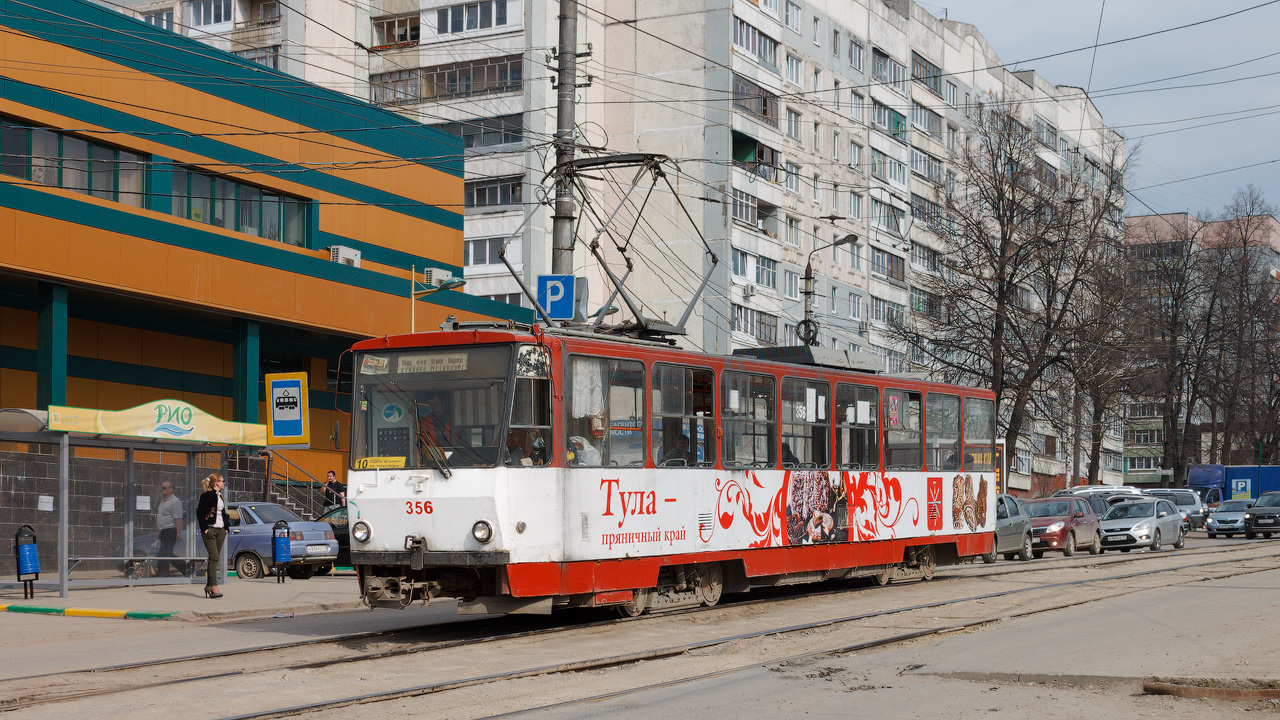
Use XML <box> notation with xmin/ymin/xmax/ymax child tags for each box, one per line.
<box><xmin>797</xmin><ymin>233</ymin><xmax>858</xmax><ymax>346</ymax></box>
<box><xmin>410</xmin><ymin>265</ymin><xmax>466</xmax><ymax>333</ymax></box>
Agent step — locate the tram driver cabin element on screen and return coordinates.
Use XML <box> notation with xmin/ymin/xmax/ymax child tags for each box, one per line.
<box><xmin>345</xmin><ymin>326</ymin><xmax>997</xmax><ymax>615</ymax></box>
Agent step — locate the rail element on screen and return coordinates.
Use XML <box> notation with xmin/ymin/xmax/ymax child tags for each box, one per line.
<box><xmin>258</xmin><ymin>450</ymin><xmax>326</xmax><ymax>520</ymax></box>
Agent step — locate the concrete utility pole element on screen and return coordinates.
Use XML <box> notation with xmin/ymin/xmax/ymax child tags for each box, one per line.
<box><xmin>550</xmin><ymin>0</ymin><xmax>578</xmax><ymax>276</ymax></box>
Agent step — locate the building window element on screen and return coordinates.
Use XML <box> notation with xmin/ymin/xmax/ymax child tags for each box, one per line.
<box><xmin>812</xmin><ymin>120</ymin><xmax>820</xmax><ymax>153</ymax></box>
<box><xmin>732</xmin><ymin>305</ymin><xmax>780</xmax><ymax>346</ymax></box>
<box><xmin>733</xmin><ymin>133</ymin><xmax>781</xmax><ymax>182</ymax></box>
<box><xmin>870</xmin><ymin>198</ymin><xmax>905</xmax><ymax>236</ymax></box>
<box><xmin>911</xmin><ymin>193</ymin><xmax>946</xmax><ymax>232</ymax></box>
<box><xmin>171</xmin><ymin>165</ymin><xmax>307</xmax><ymax>244</ymax></box>
<box><xmin>731</xmin><ymin>248</ymin><xmax>750</xmax><ymax>278</ymax></box>
<box><xmin>1034</xmin><ymin>115</ymin><xmax>1058</xmax><ymax>149</ymax></box>
<box><xmin>188</xmin><ymin>0</ymin><xmax>231</xmax><ymax>27</ymax></box>
<box><xmin>1128</xmin><ymin>403</ymin><xmax>1160</xmax><ymax>418</ymax></box>
<box><xmin>1</xmin><ymin>120</ymin><xmax>149</xmax><ymax>209</ymax></box>
<box><xmin>812</xmin><ymin>173</ymin><xmax>820</xmax><ymax>205</ymax></box>
<box><xmin>849</xmin><ymin>293</ymin><xmax>861</xmax><ymax>318</ymax></box>
<box><xmin>911</xmin><ymin>102</ymin><xmax>943</xmax><ymax>139</ymax></box>
<box><xmin>786</xmin><ymin>55</ymin><xmax>802</xmax><ymax>85</ymax></box>
<box><xmin>234</xmin><ymin>45</ymin><xmax>280</xmax><ymax>70</ymax></box>
<box><xmin>910</xmin><ymin>147</ymin><xmax>945</xmax><ymax>184</ymax></box>
<box><xmin>733</xmin><ymin>17</ymin><xmax>780</xmax><ymax>71</ymax></box>
<box><xmin>1126</xmin><ymin>428</ymin><xmax>1165</xmax><ymax>445</ymax></box>
<box><xmin>1127</xmin><ymin>456</ymin><xmax>1158</xmax><ymax>472</ymax></box>
<box><xmin>910</xmin><ymin>51</ymin><xmax>943</xmax><ymax>97</ymax></box>
<box><xmin>832</xmin><ymin>131</ymin><xmax>840</xmax><ymax>164</ymax></box>
<box><xmin>142</xmin><ymin>9</ymin><xmax>174</xmax><ymax>31</ymax></box>
<box><xmin>812</xmin><ymin>68</ymin><xmax>821</xmax><ymax>97</ymax></box>
<box><xmin>833</xmin><ymin>81</ymin><xmax>841</xmax><ymax>111</ymax></box>
<box><xmin>733</xmin><ymin>75</ymin><xmax>780</xmax><ymax>128</ymax></box>
<box><xmin>870</xmin><ymin>247</ymin><xmax>905</xmax><ymax>281</ymax></box>
<box><xmin>945</xmin><ymin>81</ymin><xmax>957</xmax><ymax>107</ymax></box>
<box><xmin>869</xmin><ymin>147</ymin><xmax>907</xmax><ymax>186</ymax></box>
<box><xmin>849</xmin><ymin>39</ymin><xmax>863</xmax><ymax>71</ymax></box>
<box><xmin>849</xmin><ymin>192</ymin><xmax>862</xmax><ymax>220</ymax></box>
<box><xmin>760</xmin><ymin>0</ymin><xmax>778</xmax><ymax>16</ymax></box>
<box><xmin>370</xmin><ymin>69</ymin><xmax>420</xmax><ymax>104</ymax></box>
<box><xmin>1016</xmin><ymin>446</ymin><xmax>1031</xmax><ymax>474</ymax></box>
<box><xmin>784</xmin><ymin>162</ymin><xmax>800</xmax><ymax>192</ymax></box>
<box><xmin>732</xmin><ymin>188</ymin><xmax>758</xmax><ymax>226</ymax></box>
<box><xmin>756</xmin><ymin>256</ymin><xmax>778</xmax><ymax>289</ymax></box>
<box><xmin>422</xmin><ymin>55</ymin><xmax>523</xmax><ymax>100</ymax></box>
<box><xmin>484</xmin><ymin>293</ymin><xmax>522</xmax><ymax>306</ymax></box>
<box><xmin>812</xmin><ymin>16</ymin><xmax>820</xmax><ymax>45</ymax></box>
<box><xmin>785</xmin><ymin>216</ymin><xmax>801</xmax><ymax>246</ymax></box>
<box><xmin>784</xmin><ymin>270</ymin><xmax>800</xmax><ymax>299</ymax></box>
<box><xmin>911</xmin><ymin>241</ymin><xmax>942</xmax><ymax>273</ymax></box>
<box><xmin>434</xmin><ymin>114</ymin><xmax>523</xmax><ymax>148</ymax></box>
<box><xmin>373</xmin><ymin>14</ymin><xmax>421</xmax><ymax>47</ymax></box>
<box><xmin>464</xmin><ymin>237</ymin><xmax>505</xmax><ymax>266</ymax></box>
<box><xmin>870</xmin><ymin>296</ymin><xmax>904</xmax><ymax>326</ymax></box>
<box><xmin>465</xmin><ymin>176</ymin><xmax>522</xmax><ymax>207</ymax></box>
<box><xmin>832</xmin><ymin>29</ymin><xmax>840</xmax><ymax>58</ymax></box>
<box><xmin>785</xmin><ymin>1</ymin><xmax>801</xmax><ymax>32</ymax></box>
<box><xmin>871</xmin><ymin>101</ymin><xmax>908</xmax><ymax>142</ymax></box>
<box><xmin>829</xmin><ymin>286</ymin><xmax>838</xmax><ymax>314</ymax></box>
<box><xmin>849</xmin><ymin>142</ymin><xmax>862</xmax><ymax>169</ymax></box>
<box><xmin>911</xmin><ymin>286</ymin><xmax>941</xmax><ymax>319</ymax></box>
<box><xmin>435</xmin><ymin>0</ymin><xmax>508</xmax><ymax>36</ymax></box>
<box><xmin>871</xmin><ymin>48</ymin><xmax>908</xmax><ymax>94</ymax></box>
<box><xmin>786</xmin><ymin>109</ymin><xmax>802</xmax><ymax>139</ymax></box>
<box><xmin>850</xmin><ymin>92</ymin><xmax>864</xmax><ymax>122</ymax></box>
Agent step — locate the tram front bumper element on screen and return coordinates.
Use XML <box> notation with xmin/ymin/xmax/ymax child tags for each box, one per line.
<box><xmin>352</xmin><ymin>549</ymin><xmax>511</xmax><ymax>567</ymax></box>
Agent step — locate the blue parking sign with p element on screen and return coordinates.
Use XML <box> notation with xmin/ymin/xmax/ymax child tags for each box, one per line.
<box><xmin>537</xmin><ymin>275</ymin><xmax>576</xmax><ymax>320</ymax></box>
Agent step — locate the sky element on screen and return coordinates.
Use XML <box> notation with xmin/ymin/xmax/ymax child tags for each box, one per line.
<box><xmin>925</xmin><ymin>0</ymin><xmax>1280</xmax><ymax>218</ymax></box>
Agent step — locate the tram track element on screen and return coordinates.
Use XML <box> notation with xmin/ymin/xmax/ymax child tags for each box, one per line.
<box><xmin>3</xmin><ymin>541</ymin><xmax>1274</xmax><ymax>718</ymax></box>
<box><xmin>219</xmin><ymin>548</ymin><xmax>1280</xmax><ymax>720</ymax></box>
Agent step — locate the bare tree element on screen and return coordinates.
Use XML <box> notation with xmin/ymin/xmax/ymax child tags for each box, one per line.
<box><xmin>895</xmin><ymin>104</ymin><xmax>1126</xmax><ymax>464</ymax></box>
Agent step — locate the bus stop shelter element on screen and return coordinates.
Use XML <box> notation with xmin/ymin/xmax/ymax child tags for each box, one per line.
<box><xmin>0</xmin><ymin>402</ymin><xmax>266</xmax><ymax>598</ymax></box>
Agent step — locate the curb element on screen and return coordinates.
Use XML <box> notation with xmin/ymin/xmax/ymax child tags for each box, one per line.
<box><xmin>0</xmin><ymin>603</ymin><xmax>178</xmax><ymax>620</ymax></box>
<box><xmin>1144</xmin><ymin>681</ymin><xmax>1280</xmax><ymax>700</ymax></box>
<box><xmin>171</xmin><ymin>600</ymin><xmax>368</xmax><ymax>623</ymax></box>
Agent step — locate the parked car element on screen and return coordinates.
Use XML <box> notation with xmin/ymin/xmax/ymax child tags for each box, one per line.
<box><xmin>1244</xmin><ymin>491</ymin><xmax>1280</xmax><ymax>539</ymax></box>
<box><xmin>983</xmin><ymin>493</ymin><xmax>1033</xmax><ymax>563</ymax></box>
<box><xmin>1206</xmin><ymin>499</ymin><xmax>1253</xmax><ymax>538</ymax></box>
<box><xmin>1146</xmin><ymin>489</ymin><xmax>1207</xmax><ymax>530</ymax></box>
<box><xmin>315</xmin><ymin>505</ymin><xmax>351</xmax><ymax>574</ymax></box>
<box><xmin>1023</xmin><ymin>496</ymin><xmax>1101</xmax><ymax>557</ymax></box>
<box><xmin>1099</xmin><ymin>499</ymin><xmax>1185</xmax><ymax>552</ymax></box>
<box><xmin>226</xmin><ymin>502</ymin><xmax>339</xmax><ymax>579</ymax></box>
<box><xmin>1055</xmin><ymin>485</ymin><xmax>1147</xmax><ymax>497</ymax></box>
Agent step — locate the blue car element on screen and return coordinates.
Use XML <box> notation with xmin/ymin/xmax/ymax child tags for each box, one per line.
<box><xmin>227</xmin><ymin>502</ymin><xmax>340</xmax><ymax>579</ymax></box>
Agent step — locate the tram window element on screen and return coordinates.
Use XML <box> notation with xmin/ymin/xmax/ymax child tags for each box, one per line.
<box><xmin>927</xmin><ymin>393</ymin><xmax>961</xmax><ymax>471</ymax></box>
<box><xmin>566</xmin><ymin>357</ymin><xmax>646</xmax><ymax>467</ymax></box>
<box><xmin>722</xmin><ymin>371</ymin><xmax>776</xmax><ymax>469</ymax></box>
<box><xmin>835</xmin><ymin>383</ymin><xmax>878</xmax><ymax>470</ymax></box>
<box><xmin>964</xmin><ymin>397</ymin><xmax>996</xmax><ymax>471</ymax></box>
<box><xmin>882</xmin><ymin>388</ymin><xmax>922</xmax><ymax>470</ymax></box>
<box><xmin>505</xmin><ymin>345</ymin><xmax>552</xmax><ymax>467</ymax></box>
<box><xmin>781</xmin><ymin>378</ymin><xmax>829</xmax><ymax>468</ymax></box>
<box><xmin>652</xmin><ymin>364</ymin><xmax>715</xmax><ymax>468</ymax></box>
<box><xmin>351</xmin><ymin>345</ymin><xmax>512</xmax><ymax>469</ymax></box>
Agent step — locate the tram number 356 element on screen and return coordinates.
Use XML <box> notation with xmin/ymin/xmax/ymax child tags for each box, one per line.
<box><xmin>405</xmin><ymin>501</ymin><xmax>434</xmax><ymax>515</ymax></box>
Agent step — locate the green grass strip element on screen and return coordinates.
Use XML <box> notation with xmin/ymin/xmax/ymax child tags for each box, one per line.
<box><xmin>5</xmin><ymin>605</ymin><xmax>65</xmax><ymax>615</ymax></box>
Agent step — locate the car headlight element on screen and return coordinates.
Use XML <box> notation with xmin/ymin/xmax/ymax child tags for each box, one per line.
<box><xmin>1131</xmin><ymin>521</ymin><xmax>1150</xmax><ymax>534</ymax></box>
<box><xmin>1046</xmin><ymin>521</ymin><xmax>1065</xmax><ymax>533</ymax></box>
<box><xmin>1245</xmin><ymin>513</ymin><xmax>1254</xmax><ymax>520</ymax></box>
<box><xmin>472</xmin><ymin>520</ymin><xmax>493</xmax><ymax>544</ymax></box>
<box><xmin>352</xmin><ymin>521</ymin><xmax>371</xmax><ymax>543</ymax></box>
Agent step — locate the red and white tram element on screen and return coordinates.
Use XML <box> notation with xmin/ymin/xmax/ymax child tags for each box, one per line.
<box><xmin>347</xmin><ymin>324</ymin><xmax>997</xmax><ymax>614</ymax></box>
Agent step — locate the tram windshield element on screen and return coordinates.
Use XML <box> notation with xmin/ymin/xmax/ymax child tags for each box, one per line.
<box><xmin>351</xmin><ymin>344</ymin><xmax>533</xmax><ymax>469</ymax></box>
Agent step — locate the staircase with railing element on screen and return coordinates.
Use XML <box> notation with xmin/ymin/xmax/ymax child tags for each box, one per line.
<box><xmin>259</xmin><ymin>451</ymin><xmax>327</xmax><ymax>520</ymax></box>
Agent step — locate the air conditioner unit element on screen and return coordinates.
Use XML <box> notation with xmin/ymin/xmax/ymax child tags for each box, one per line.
<box><xmin>422</xmin><ymin>268</ymin><xmax>455</xmax><ymax>288</ymax></box>
<box><xmin>329</xmin><ymin>245</ymin><xmax>361</xmax><ymax>267</ymax></box>
<box><xmin>741</xmin><ymin>284</ymin><xmax>755</xmax><ymax>298</ymax></box>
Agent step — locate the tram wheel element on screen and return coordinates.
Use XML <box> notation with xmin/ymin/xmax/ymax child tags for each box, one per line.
<box><xmin>617</xmin><ymin>588</ymin><xmax>649</xmax><ymax>618</ymax></box>
<box><xmin>873</xmin><ymin>566</ymin><xmax>894</xmax><ymax>586</ymax></box>
<box><xmin>917</xmin><ymin>546</ymin><xmax>936</xmax><ymax>581</ymax></box>
<box><xmin>695</xmin><ymin>563</ymin><xmax>724</xmax><ymax>607</ymax></box>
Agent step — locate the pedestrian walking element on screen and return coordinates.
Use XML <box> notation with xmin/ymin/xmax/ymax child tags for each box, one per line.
<box><xmin>196</xmin><ymin>473</ymin><xmax>229</xmax><ymax>598</ymax></box>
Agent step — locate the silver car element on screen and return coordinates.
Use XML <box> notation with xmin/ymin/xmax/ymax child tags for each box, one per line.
<box><xmin>1099</xmin><ymin>499</ymin><xmax>1185</xmax><ymax>552</ymax></box>
<box><xmin>1206</xmin><ymin>499</ymin><xmax>1253</xmax><ymax>538</ymax></box>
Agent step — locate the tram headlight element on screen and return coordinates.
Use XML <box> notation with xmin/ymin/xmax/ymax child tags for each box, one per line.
<box><xmin>352</xmin><ymin>521</ymin><xmax>371</xmax><ymax>543</ymax></box>
<box><xmin>472</xmin><ymin>520</ymin><xmax>493</xmax><ymax>544</ymax></box>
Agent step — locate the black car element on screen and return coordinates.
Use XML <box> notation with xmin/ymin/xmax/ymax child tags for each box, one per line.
<box><xmin>1244</xmin><ymin>492</ymin><xmax>1280</xmax><ymax>539</ymax></box>
<box><xmin>316</xmin><ymin>506</ymin><xmax>351</xmax><ymax>573</ymax></box>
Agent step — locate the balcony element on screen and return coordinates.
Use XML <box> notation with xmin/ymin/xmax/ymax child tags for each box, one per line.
<box><xmin>231</xmin><ymin>16</ymin><xmax>281</xmax><ymax>47</ymax></box>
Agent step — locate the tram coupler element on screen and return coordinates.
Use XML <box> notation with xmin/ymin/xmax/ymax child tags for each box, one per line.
<box><xmin>405</xmin><ymin>535</ymin><xmax>426</xmax><ymax>570</ymax></box>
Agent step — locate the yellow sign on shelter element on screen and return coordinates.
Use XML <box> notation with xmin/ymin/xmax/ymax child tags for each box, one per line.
<box><xmin>47</xmin><ymin>401</ymin><xmax>267</xmax><ymax>446</ymax></box>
